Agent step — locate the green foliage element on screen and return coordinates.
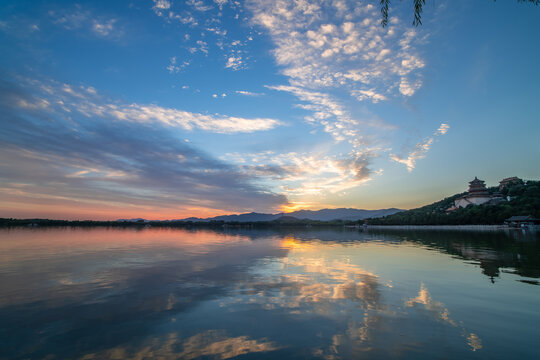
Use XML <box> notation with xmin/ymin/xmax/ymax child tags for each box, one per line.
<box><xmin>367</xmin><ymin>180</ymin><xmax>540</xmax><ymax>225</ymax></box>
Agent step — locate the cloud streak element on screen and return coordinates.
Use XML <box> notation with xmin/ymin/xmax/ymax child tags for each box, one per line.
<box><xmin>21</xmin><ymin>80</ymin><xmax>282</xmax><ymax>134</ymax></box>
<box><xmin>48</xmin><ymin>5</ymin><xmax>123</xmax><ymax>40</ymax></box>
<box><xmin>0</xmin><ymin>77</ymin><xmax>287</xmax><ymax>219</ymax></box>
<box><xmin>390</xmin><ymin>123</ymin><xmax>450</xmax><ymax>171</ymax></box>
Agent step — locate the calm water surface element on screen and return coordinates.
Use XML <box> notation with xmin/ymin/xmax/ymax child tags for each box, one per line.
<box><xmin>0</xmin><ymin>227</ymin><xmax>539</xmax><ymax>359</ymax></box>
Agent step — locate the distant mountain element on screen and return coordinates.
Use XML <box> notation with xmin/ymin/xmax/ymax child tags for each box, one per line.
<box><xmin>177</xmin><ymin>208</ymin><xmax>402</xmax><ymax>222</ymax></box>
<box><xmin>116</xmin><ymin>218</ymin><xmax>149</xmax><ymax>223</ymax></box>
<box><xmin>174</xmin><ymin>212</ymin><xmax>279</xmax><ymax>223</ymax></box>
<box><xmin>285</xmin><ymin>208</ymin><xmax>403</xmax><ymax>221</ymax></box>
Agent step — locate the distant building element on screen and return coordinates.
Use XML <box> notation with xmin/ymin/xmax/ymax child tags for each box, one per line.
<box><xmin>445</xmin><ymin>205</ymin><xmax>458</xmax><ymax>214</ymax></box>
<box><xmin>504</xmin><ymin>215</ymin><xmax>540</xmax><ymax>228</ymax></box>
<box><xmin>454</xmin><ymin>177</ymin><xmax>493</xmax><ymax>209</ymax></box>
<box><xmin>499</xmin><ymin>176</ymin><xmax>521</xmax><ymax>191</ymax></box>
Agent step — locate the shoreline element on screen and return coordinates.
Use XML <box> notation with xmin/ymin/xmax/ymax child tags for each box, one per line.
<box><xmin>366</xmin><ymin>224</ymin><xmax>537</xmax><ymax>231</ymax></box>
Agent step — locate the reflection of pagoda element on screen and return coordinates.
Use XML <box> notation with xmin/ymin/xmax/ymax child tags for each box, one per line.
<box><xmin>454</xmin><ymin>177</ymin><xmax>494</xmax><ymax>209</ymax></box>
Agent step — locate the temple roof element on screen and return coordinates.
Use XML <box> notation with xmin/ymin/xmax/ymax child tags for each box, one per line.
<box><xmin>469</xmin><ymin>176</ymin><xmax>485</xmax><ymax>185</ymax></box>
<box><xmin>467</xmin><ymin>176</ymin><xmax>489</xmax><ymax>195</ymax></box>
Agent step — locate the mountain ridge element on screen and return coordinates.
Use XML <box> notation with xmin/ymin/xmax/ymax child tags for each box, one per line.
<box><xmin>173</xmin><ymin>207</ymin><xmax>403</xmax><ymax>222</ymax></box>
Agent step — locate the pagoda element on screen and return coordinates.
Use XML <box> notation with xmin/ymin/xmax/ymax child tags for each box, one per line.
<box><xmin>468</xmin><ymin>177</ymin><xmax>489</xmax><ymax>197</ymax></box>
<box><xmin>453</xmin><ymin>177</ymin><xmax>493</xmax><ymax>209</ymax></box>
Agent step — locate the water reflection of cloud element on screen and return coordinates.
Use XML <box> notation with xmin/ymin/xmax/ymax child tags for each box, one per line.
<box><xmin>79</xmin><ymin>330</ymin><xmax>279</xmax><ymax>359</ymax></box>
<box><xmin>405</xmin><ymin>283</ymin><xmax>482</xmax><ymax>352</ymax></box>
<box><xmin>0</xmin><ymin>228</ymin><xmax>289</xmax><ymax>359</ymax></box>
<box><xmin>1</xmin><ymin>228</ymin><xmax>508</xmax><ymax>359</ymax></box>
<box><xmin>238</xmin><ymin>254</ymin><xmax>383</xmax><ymax>315</ymax></box>
<box><xmin>264</xmin><ymin>238</ymin><xmax>485</xmax><ymax>357</ymax></box>
<box><xmin>313</xmin><ymin>317</ymin><xmax>379</xmax><ymax>360</ymax></box>
<box><xmin>405</xmin><ymin>283</ymin><xmax>455</xmax><ymax>325</ymax></box>
<box><xmin>466</xmin><ymin>332</ymin><xmax>483</xmax><ymax>352</ymax></box>
<box><xmin>0</xmin><ymin>228</ymin><xmax>286</xmax><ymax>307</ymax></box>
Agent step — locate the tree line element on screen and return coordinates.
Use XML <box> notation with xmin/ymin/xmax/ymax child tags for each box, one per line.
<box><xmin>367</xmin><ymin>180</ymin><xmax>540</xmax><ymax>225</ymax></box>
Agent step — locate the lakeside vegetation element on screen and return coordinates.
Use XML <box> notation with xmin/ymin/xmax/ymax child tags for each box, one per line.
<box><xmin>367</xmin><ymin>180</ymin><xmax>540</xmax><ymax>225</ymax></box>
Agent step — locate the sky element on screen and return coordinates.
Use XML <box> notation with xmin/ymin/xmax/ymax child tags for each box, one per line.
<box><xmin>0</xmin><ymin>0</ymin><xmax>539</xmax><ymax>220</ymax></box>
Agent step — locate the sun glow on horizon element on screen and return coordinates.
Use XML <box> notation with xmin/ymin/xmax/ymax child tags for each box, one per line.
<box><xmin>279</xmin><ymin>203</ymin><xmax>310</xmax><ymax>213</ymax></box>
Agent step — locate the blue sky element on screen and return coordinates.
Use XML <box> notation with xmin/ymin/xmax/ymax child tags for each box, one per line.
<box><xmin>0</xmin><ymin>0</ymin><xmax>539</xmax><ymax>219</ymax></box>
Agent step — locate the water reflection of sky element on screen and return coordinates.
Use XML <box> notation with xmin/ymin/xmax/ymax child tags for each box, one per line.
<box><xmin>0</xmin><ymin>228</ymin><xmax>538</xmax><ymax>359</ymax></box>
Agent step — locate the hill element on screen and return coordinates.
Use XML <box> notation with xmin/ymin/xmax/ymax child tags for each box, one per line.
<box><xmin>178</xmin><ymin>207</ymin><xmax>402</xmax><ymax>223</ymax></box>
<box><xmin>367</xmin><ymin>180</ymin><xmax>540</xmax><ymax>225</ymax></box>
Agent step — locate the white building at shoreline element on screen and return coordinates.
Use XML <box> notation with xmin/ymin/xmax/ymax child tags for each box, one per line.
<box><xmin>454</xmin><ymin>177</ymin><xmax>493</xmax><ymax>208</ymax></box>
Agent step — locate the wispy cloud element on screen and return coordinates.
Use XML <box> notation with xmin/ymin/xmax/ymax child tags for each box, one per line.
<box><xmin>187</xmin><ymin>0</ymin><xmax>214</xmax><ymax>12</ymax></box>
<box><xmin>235</xmin><ymin>90</ymin><xmax>264</xmax><ymax>97</ymax></box>
<box><xmin>92</xmin><ymin>18</ymin><xmax>117</xmax><ymax>37</ymax></box>
<box><xmin>267</xmin><ymin>85</ymin><xmax>365</xmax><ymax>143</ymax></box>
<box><xmin>14</xmin><ymin>79</ymin><xmax>282</xmax><ymax>134</ymax></box>
<box><xmin>49</xmin><ymin>5</ymin><xmax>122</xmax><ymax>40</ymax></box>
<box><xmin>167</xmin><ymin>56</ymin><xmax>190</xmax><ymax>73</ymax></box>
<box><xmin>390</xmin><ymin>123</ymin><xmax>450</xmax><ymax>171</ymax></box>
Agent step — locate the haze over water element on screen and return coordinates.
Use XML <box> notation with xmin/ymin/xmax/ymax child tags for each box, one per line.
<box><xmin>0</xmin><ymin>227</ymin><xmax>538</xmax><ymax>359</ymax></box>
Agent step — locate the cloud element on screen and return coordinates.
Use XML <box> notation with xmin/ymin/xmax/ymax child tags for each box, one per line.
<box><xmin>435</xmin><ymin>123</ymin><xmax>450</xmax><ymax>135</ymax></box>
<box><xmin>153</xmin><ymin>0</ymin><xmax>171</xmax><ymax>11</ymax></box>
<box><xmin>225</xmin><ymin>56</ymin><xmax>244</xmax><ymax>70</ymax></box>
<box><xmin>0</xmin><ymin>77</ymin><xmax>287</xmax><ymax>218</ymax></box>
<box><xmin>266</xmin><ymin>84</ymin><xmax>359</xmax><ymax>143</ymax></box>
<box><xmin>351</xmin><ymin>89</ymin><xmax>387</xmax><ymax>103</ymax></box>
<box><xmin>267</xmin><ymin>84</ymin><xmax>395</xmax><ymax>149</ymax></box>
<box><xmin>243</xmin><ymin>0</ymin><xmax>429</xmax><ymax>188</ymax></box>
<box><xmin>235</xmin><ymin>90</ymin><xmax>264</xmax><ymax>97</ymax></box>
<box><xmin>187</xmin><ymin>0</ymin><xmax>214</xmax><ymax>12</ymax></box>
<box><xmin>167</xmin><ymin>56</ymin><xmax>190</xmax><ymax>73</ymax></box>
<box><xmin>150</xmin><ymin>0</ymin><xmax>252</xmax><ymax>72</ymax></box>
<box><xmin>189</xmin><ymin>40</ymin><xmax>209</xmax><ymax>55</ymax></box>
<box><xmin>214</xmin><ymin>0</ymin><xmax>229</xmax><ymax>10</ymax></box>
<box><xmin>248</xmin><ymin>0</ymin><xmax>425</xmax><ymax>96</ymax></box>
<box><xmin>16</xmin><ymin>79</ymin><xmax>282</xmax><ymax>134</ymax></box>
<box><xmin>225</xmin><ymin>150</ymin><xmax>379</xmax><ymax>199</ymax></box>
<box><xmin>390</xmin><ymin>123</ymin><xmax>450</xmax><ymax>171</ymax></box>
<box><xmin>92</xmin><ymin>19</ymin><xmax>116</xmax><ymax>37</ymax></box>
<box><xmin>49</xmin><ymin>5</ymin><xmax>122</xmax><ymax>39</ymax></box>
<box><xmin>197</xmin><ymin>40</ymin><xmax>209</xmax><ymax>54</ymax></box>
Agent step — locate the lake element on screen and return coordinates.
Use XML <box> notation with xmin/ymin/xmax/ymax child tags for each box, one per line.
<box><xmin>0</xmin><ymin>227</ymin><xmax>538</xmax><ymax>359</ymax></box>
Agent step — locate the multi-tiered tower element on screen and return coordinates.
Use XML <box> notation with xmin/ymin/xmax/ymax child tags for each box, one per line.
<box><xmin>454</xmin><ymin>177</ymin><xmax>493</xmax><ymax>208</ymax></box>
